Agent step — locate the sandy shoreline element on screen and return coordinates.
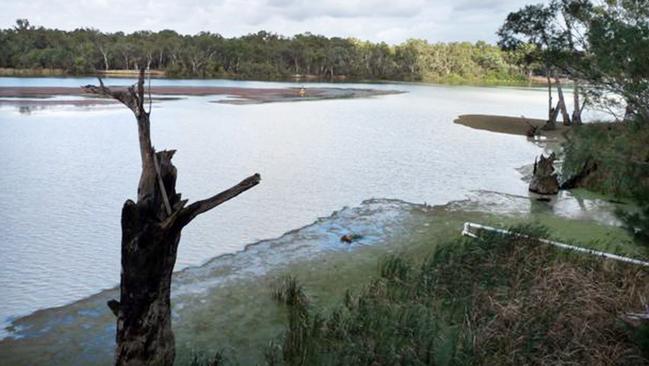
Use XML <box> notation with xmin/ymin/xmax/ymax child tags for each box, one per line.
<box><xmin>0</xmin><ymin>86</ymin><xmax>404</xmax><ymax>105</ymax></box>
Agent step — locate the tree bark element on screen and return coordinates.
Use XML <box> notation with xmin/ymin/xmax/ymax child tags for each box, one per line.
<box><xmin>529</xmin><ymin>153</ymin><xmax>559</xmax><ymax>195</ymax></box>
<box><xmin>544</xmin><ymin>70</ymin><xmax>556</xmax><ymax>130</ymax></box>
<box><xmin>547</xmin><ymin>100</ymin><xmax>561</xmax><ymax>126</ymax></box>
<box><xmin>82</xmin><ymin>68</ymin><xmax>260</xmax><ymax>366</ymax></box>
<box><xmin>572</xmin><ymin>80</ymin><xmax>582</xmax><ymax>125</ymax></box>
<box><xmin>99</xmin><ymin>46</ymin><xmax>110</xmax><ymax>71</ymax></box>
<box><xmin>546</xmin><ymin>72</ymin><xmax>553</xmax><ymax>120</ymax></box>
<box><xmin>555</xmin><ymin>77</ymin><xmax>571</xmax><ymax>125</ymax></box>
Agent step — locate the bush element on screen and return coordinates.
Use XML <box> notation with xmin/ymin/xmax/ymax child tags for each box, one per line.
<box><xmin>561</xmin><ymin>120</ymin><xmax>649</xmax><ymax>196</ymax></box>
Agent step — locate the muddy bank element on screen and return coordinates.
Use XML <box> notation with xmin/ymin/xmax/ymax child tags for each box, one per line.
<box><xmin>0</xmin><ymin>192</ymin><xmax>639</xmax><ymax>365</ymax></box>
<box><xmin>0</xmin><ymin>86</ymin><xmax>404</xmax><ymax>105</ymax></box>
<box><xmin>212</xmin><ymin>87</ymin><xmax>401</xmax><ymax>105</ymax></box>
<box><xmin>0</xmin><ymin>98</ymin><xmax>115</xmax><ymax>107</ymax></box>
<box><xmin>454</xmin><ymin>114</ymin><xmax>569</xmax><ymax>139</ymax></box>
<box><xmin>0</xmin><ymin>96</ymin><xmax>183</xmax><ymax>109</ymax></box>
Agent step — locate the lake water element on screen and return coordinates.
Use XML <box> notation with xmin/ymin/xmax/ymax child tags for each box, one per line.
<box><xmin>0</xmin><ymin>77</ymin><xmax>552</xmax><ymax>332</ymax></box>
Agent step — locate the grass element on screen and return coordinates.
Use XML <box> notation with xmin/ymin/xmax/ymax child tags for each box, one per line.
<box><xmin>267</xmin><ymin>225</ymin><xmax>649</xmax><ymax>365</ymax></box>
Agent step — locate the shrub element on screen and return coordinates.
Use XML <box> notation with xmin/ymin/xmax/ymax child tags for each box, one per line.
<box><xmin>561</xmin><ymin>120</ymin><xmax>649</xmax><ymax>197</ymax></box>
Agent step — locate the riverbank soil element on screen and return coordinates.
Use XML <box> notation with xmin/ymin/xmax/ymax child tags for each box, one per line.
<box><xmin>0</xmin><ymin>86</ymin><xmax>403</xmax><ymax>105</ymax></box>
<box><xmin>454</xmin><ymin>114</ymin><xmax>569</xmax><ymax>139</ymax></box>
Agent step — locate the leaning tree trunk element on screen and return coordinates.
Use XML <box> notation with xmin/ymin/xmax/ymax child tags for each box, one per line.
<box><xmin>99</xmin><ymin>46</ymin><xmax>110</xmax><ymax>71</ymax></box>
<box><xmin>555</xmin><ymin>77</ymin><xmax>571</xmax><ymax>126</ymax></box>
<box><xmin>83</xmin><ymin>68</ymin><xmax>260</xmax><ymax>366</ymax></box>
<box><xmin>544</xmin><ymin>70</ymin><xmax>557</xmax><ymax>130</ymax></box>
<box><xmin>548</xmin><ymin>100</ymin><xmax>561</xmax><ymax>125</ymax></box>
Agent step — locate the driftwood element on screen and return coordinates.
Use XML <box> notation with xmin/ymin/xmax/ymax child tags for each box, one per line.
<box><xmin>83</xmin><ymin>69</ymin><xmax>260</xmax><ymax>365</ymax></box>
<box><xmin>529</xmin><ymin>153</ymin><xmax>559</xmax><ymax>195</ymax></box>
<box><xmin>522</xmin><ymin>116</ymin><xmax>538</xmax><ymax>138</ymax></box>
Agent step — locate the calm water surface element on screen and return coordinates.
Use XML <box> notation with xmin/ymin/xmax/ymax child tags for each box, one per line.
<box><xmin>0</xmin><ymin>77</ymin><xmax>548</xmax><ymax>329</ymax></box>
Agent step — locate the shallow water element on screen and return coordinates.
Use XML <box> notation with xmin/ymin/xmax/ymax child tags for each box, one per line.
<box><xmin>1</xmin><ymin>77</ymin><xmax>560</xmax><ymax>332</ymax></box>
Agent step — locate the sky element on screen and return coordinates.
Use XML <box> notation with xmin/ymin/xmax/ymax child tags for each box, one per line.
<box><xmin>0</xmin><ymin>0</ymin><xmax>537</xmax><ymax>44</ymax></box>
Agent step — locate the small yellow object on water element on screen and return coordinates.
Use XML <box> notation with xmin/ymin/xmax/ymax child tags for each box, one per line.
<box><xmin>298</xmin><ymin>88</ymin><xmax>306</xmax><ymax>97</ymax></box>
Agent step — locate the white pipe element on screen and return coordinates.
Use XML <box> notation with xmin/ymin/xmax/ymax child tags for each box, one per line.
<box><xmin>461</xmin><ymin>222</ymin><xmax>649</xmax><ymax>267</ymax></box>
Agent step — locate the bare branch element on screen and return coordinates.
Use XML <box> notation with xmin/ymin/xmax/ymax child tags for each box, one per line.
<box><xmin>82</xmin><ymin>78</ymin><xmax>139</xmax><ymax>113</ymax></box>
<box><xmin>153</xmin><ymin>153</ymin><xmax>172</xmax><ymax>216</ymax></box>
<box><xmin>177</xmin><ymin>173</ymin><xmax>261</xmax><ymax>228</ymax></box>
<box><xmin>136</xmin><ymin>67</ymin><xmax>145</xmax><ymax>116</ymax></box>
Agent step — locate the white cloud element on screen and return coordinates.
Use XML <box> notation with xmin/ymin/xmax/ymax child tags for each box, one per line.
<box><xmin>0</xmin><ymin>0</ymin><xmax>538</xmax><ymax>44</ymax></box>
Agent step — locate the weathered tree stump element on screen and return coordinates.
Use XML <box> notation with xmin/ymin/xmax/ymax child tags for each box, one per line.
<box><xmin>83</xmin><ymin>69</ymin><xmax>260</xmax><ymax>365</ymax></box>
<box><xmin>529</xmin><ymin>153</ymin><xmax>559</xmax><ymax>195</ymax></box>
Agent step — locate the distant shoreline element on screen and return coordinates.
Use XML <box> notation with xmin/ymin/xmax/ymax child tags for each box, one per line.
<box><xmin>0</xmin><ymin>68</ymin><xmax>555</xmax><ymax>87</ymax></box>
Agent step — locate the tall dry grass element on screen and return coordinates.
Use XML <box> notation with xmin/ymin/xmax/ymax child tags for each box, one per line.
<box><xmin>267</xmin><ymin>225</ymin><xmax>649</xmax><ymax>365</ymax></box>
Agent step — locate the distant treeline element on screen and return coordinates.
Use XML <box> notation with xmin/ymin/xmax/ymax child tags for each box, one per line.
<box><xmin>0</xmin><ymin>19</ymin><xmax>530</xmax><ymax>82</ymax></box>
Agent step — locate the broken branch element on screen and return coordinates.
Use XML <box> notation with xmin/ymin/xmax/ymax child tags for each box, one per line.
<box><xmin>177</xmin><ymin>173</ymin><xmax>261</xmax><ymax>227</ymax></box>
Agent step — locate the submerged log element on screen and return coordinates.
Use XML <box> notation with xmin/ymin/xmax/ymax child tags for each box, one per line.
<box><xmin>529</xmin><ymin>153</ymin><xmax>559</xmax><ymax>195</ymax></box>
<box><xmin>83</xmin><ymin>68</ymin><xmax>260</xmax><ymax>366</ymax></box>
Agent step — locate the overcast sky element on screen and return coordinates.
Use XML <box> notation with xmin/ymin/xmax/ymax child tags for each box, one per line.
<box><xmin>1</xmin><ymin>0</ymin><xmax>537</xmax><ymax>44</ymax></box>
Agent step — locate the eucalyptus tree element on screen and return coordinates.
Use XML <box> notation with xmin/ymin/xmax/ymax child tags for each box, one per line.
<box><xmin>1</xmin><ymin>19</ymin><xmax>524</xmax><ymax>83</ymax></box>
<box><xmin>575</xmin><ymin>0</ymin><xmax>649</xmax><ymax>121</ymax></box>
<box><xmin>498</xmin><ymin>2</ymin><xmax>568</xmax><ymax>127</ymax></box>
<box><xmin>500</xmin><ymin>0</ymin><xmax>649</xmax><ymax>123</ymax></box>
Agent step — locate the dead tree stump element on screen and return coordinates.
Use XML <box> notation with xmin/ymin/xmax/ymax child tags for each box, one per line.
<box><xmin>83</xmin><ymin>69</ymin><xmax>260</xmax><ymax>366</ymax></box>
<box><xmin>529</xmin><ymin>153</ymin><xmax>559</xmax><ymax>195</ymax></box>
